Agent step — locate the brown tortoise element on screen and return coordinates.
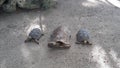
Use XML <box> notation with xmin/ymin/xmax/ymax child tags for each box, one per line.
<box><xmin>48</xmin><ymin>26</ymin><xmax>71</xmax><ymax>48</ymax></box>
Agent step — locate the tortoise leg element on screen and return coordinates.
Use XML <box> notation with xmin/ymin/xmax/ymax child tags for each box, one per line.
<box><xmin>41</xmin><ymin>33</ymin><xmax>44</xmax><ymax>36</ymax></box>
<box><xmin>86</xmin><ymin>41</ymin><xmax>92</xmax><ymax>45</ymax></box>
<box><xmin>37</xmin><ymin>38</ymin><xmax>40</xmax><ymax>41</ymax></box>
<box><xmin>34</xmin><ymin>39</ymin><xmax>39</xmax><ymax>44</ymax></box>
<box><xmin>39</xmin><ymin>33</ymin><xmax>44</xmax><ymax>39</ymax></box>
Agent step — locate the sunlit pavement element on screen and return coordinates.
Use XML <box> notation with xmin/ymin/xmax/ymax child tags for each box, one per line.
<box><xmin>0</xmin><ymin>0</ymin><xmax>120</xmax><ymax>68</ymax></box>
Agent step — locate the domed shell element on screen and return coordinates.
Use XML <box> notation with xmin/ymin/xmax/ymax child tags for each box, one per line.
<box><xmin>29</xmin><ymin>28</ymin><xmax>42</xmax><ymax>40</ymax></box>
<box><xmin>48</xmin><ymin>26</ymin><xmax>71</xmax><ymax>48</ymax></box>
<box><xmin>51</xmin><ymin>26</ymin><xmax>70</xmax><ymax>43</ymax></box>
<box><xmin>76</xmin><ymin>29</ymin><xmax>90</xmax><ymax>42</ymax></box>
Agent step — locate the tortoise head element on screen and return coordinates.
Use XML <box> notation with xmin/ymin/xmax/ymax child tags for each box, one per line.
<box><xmin>82</xmin><ymin>40</ymin><xmax>92</xmax><ymax>45</ymax></box>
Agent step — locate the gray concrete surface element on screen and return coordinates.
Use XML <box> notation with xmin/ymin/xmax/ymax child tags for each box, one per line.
<box><xmin>0</xmin><ymin>0</ymin><xmax>120</xmax><ymax>68</ymax></box>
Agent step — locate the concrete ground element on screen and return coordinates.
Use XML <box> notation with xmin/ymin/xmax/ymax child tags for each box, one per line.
<box><xmin>0</xmin><ymin>0</ymin><xmax>120</xmax><ymax>68</ymax></box>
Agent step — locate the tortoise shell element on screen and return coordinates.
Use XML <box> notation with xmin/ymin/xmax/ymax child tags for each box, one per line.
<box><xmin>76</xmin><ymin>29</ymin><xmax>92</xmax><ymax>45</ymax></box>
<box><xmin>29</xmin><ymin>28</ymin><xmax>42</xmax><ymax>40</ymax></box>
<box><xmin>25</xmin><ymin>28</ymin><xmax>43</xmax><ymax>44</ymax></box>
<box><xmin>48</xmin><ymin>26</ymin><xmax>71</xmax><ymax>48</ymax></box>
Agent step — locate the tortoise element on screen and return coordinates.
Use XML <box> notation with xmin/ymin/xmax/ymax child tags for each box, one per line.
<box><xmin>25</xmin><ymin>28</ymin><xmax>44</xmax><ymax>44</ymax></box>
<box><xmin>76</xmin><ymin>29</ymin><xmax>92</xmax><ymax>45</ymax></box>
<box><xmin>48</xmin><ymin>26</ymin><xmax>71</xmax><ymax>48</ymax></box>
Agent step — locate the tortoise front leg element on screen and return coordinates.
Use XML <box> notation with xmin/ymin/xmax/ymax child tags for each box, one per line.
<box><xmin>34</xmin><ymin>39</ymin><xmax>39</xmax><ymax>44</ymax></box>
<box><xmin>86</xmin><ymin>41</ymin><xmax>92</xmax><ymax>45</ymax></box>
